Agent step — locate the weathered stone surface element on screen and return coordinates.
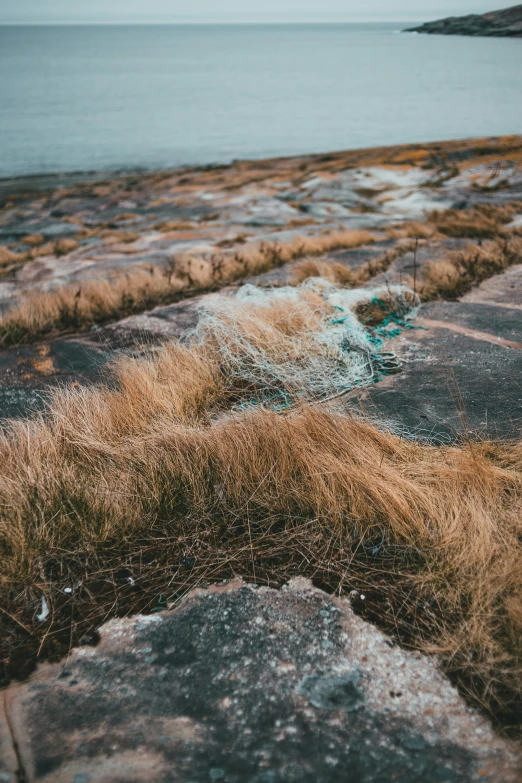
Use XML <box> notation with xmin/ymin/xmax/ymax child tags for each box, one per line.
<box><xmin>361</xmin><ymin>299</ymin><xmax>522</xmax><ymax>441</ymax></box>
<box><xmin>0</xmin><ymin>221</ymin><xmax>80</xmax><ymax>242</ymax></box>
<box><xmin>357</xmin><ymin>264</ymin><xmax>522</xmax><ymax>442</ymax></box>
<box><xmin>405</xmin><ymin>4</ymin><xmax>522</xmax><ymax>37</ymax></box>
<box><xmin>462</xmin><ymin>263</ymin><xmax>522</xmax><ymax>309</ymax></box>
<box><xmin>98</xmin><ymin>292</ymin><xmax>212</xmax><ymax>345</ymax></box>
<box><xmin>0</xmin><ymin>338</ymin><xmax>115</xmax><ymax>419</ymax></box>
<box><xmin>1</xmin><ymin>578</ymin><xmax>520</xmax><ymax>782</ymax></box>
<box><xmin>0</xmin><ymin>694</ymin><xmax>17</xmax><ymax>783</ymax></box>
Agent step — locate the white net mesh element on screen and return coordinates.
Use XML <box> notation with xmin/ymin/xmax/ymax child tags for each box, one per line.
<box><xmin>185</xmin><ymin>278</ymin><xmax>419</xmax><ymax>409</ymax></box>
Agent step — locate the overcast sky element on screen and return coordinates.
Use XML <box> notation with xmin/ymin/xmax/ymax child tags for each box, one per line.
<box><xmin>0</xmin><ymin>1</ymin><xmax>506</xmax><ymax>25</ymax></box>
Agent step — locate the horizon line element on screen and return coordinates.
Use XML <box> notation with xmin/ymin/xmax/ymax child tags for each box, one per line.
<box><xmin>0</xmin><ymin>19</ymin><xmax>426</xmax><ymax>27</ymax></box>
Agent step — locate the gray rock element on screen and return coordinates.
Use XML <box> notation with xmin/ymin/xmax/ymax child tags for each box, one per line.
<box><xmin>0</xmin><ymin>222</ymin><xmax>80</xmax><ymax>241</ymax></box>
<box><xmin>40</xmin><ymin>222</ymin><xmax>81</xmax><ymax>239</ymax></box>
<box><xmin>1</xmin><ymin>578</ymin><xmax>520</xmax><ymax>782</ymax></box>
<box><xmin>360</xmin><ymin>295</ymin><xmax>522</xmax><ymax>442</ymax></box>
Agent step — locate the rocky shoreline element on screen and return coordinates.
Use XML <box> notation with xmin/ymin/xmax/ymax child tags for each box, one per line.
<box><xmin>405</xmin><ymin>4</ymin><xmax>522</xmax><ymax>37</ymax></box>
<box><xmin>1</xmin><ymin>137</ymin><xmax>522</xmax><ymax>782</ymax></box>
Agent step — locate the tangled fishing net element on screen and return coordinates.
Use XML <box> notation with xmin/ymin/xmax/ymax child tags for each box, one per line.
<box><xmin>186</xmin><ymin>278</ymin><xmax>419</xmax><ymax>409</ymax></box>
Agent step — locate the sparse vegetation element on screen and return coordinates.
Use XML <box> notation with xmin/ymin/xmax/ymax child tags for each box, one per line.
<box><xmin>54</xmin><ymin>238</ymin><xmax>79</xmax><ymax>256</ymax></box>
<box><xmin>428</xmin><ymin>203</ymin><xmax>522</xmax><ymax>239</ymax></box>
<box><xmin>25</xmin><ymin>242</ymin><xmax>55</xmax><ymax>259</ymax></box>
<box><xmin>21</xmin><ymin>234</ymin><xmax>45</xmax><ymax>247</ymax></box>
<box><xmin>386</xmin><ymin>221</ymin><xmax>437</xmax><ymax>240</ymax></box>
<box><xmin>291</xmin><ymin>233</ymin><xmax>522</xmax><ymax>306</ymax></box>
<box><xmin>420</xmin><ymin>237</ymin><xmax>522</xmax><ymax>300</ymax></box>
<box><xmin>0</xmin><ymin>246</ymin><xmax>23</xmax><ymax>267</ymax></box>
<box><xmin>175</xmin><ymin>228</ymin><xmax>376</xmax><ymax>286</ymax></box>
<box><xmin>114</xmin><ymin>212</ymin><xmax>138</xmax><ymax>222</ymax></box>
<box><xmin>290</xmin><ymin>243</ymin><xmax>413</xmax><ymax>287</ymax></box>
<box><xmin>153</xmin><ymin>220</ymin><xmax>196</xmax><ymax>232</ymax></box>
<box><xmin>0</xmin><ymin>266</ymin><xmax>185</xmax><ymax>345</ymax></box>
<box><xmin>0</xmin><ymin>230</ymin><xmax>376</xmax><ymax>344</ymax></box>
<box><xmin>8</xmin><ymin>227</ymin><xmax>518</xmax><ymax>345</ymax></box>
<box><xmin>98</xmin><ymin>229</ymin><xmax>140</xmax><ymax>245</ymax></box>
<box><xmin>426</xmin><ymin>165</ymin><xmax>460</xmax><ymax>188</ymax></box>
<box><xmin>284</xmin><ymin>217</ymin><xmax>317</xmax><ymax>229</ymax></box>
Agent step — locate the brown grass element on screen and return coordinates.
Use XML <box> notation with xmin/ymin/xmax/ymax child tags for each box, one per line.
<box><xmin>0</xmin><ymin>230</ymin><xmax>376</xmax><ymax>345</ymax></box>
<box><xmin>175</xmin><ymin>230</ymin><xmax>376</xmax><ymax>288</ymax></box>
<box><xmin>419</xmin><ymin>237</ymin><xmax>522</xmax><ymax>301</ymax></box>
<box><xmin>26</xmin><ymin>242</ymin><xmax>55</xmax><ymax>259</ymax></box>
<box><xmin>0</xmin><ymin>246</ymin><xmax>23</xmax><ymax>267</ymax></box>
<box><xmin>290</xmin><ymin>233</ymin><xmax>522</xmax><ymax>307</ymax></box>
<box><xmin>54</xmin><ymin>238</ymin><xmax>79</xmax><ymax>256</ymax></box>
<box><xmin>0</xmin><ymin>339</ymin><xmax>521</xmax><ymax>729</ymax></box>
<box><xmin>284</xmin><ymin>217</ymin><xmax>317</xmax><ymax>229</ymax></box>
<box><xmin>98</xmin><ymin>229</ymin><xmax>140</xmax><ymax>245</ymax></box>
<box><xmin>0</xmin><ymin>266</ymin><xmax>186</xmax><ymax>345</ymax></box>
<box><xmin>154</xmin><ymin>220</ymin><xmax>196</xmax><ymax>232</ymax></box>
<box><xmin>21</xmin><ymin>234</ymin><xmax>45</xmax><ymax>247</ymax></box>
<box><xmin>6</xmin><ymin>239</ymin><xmax>80</xmax><ymax>263</ymax></box>
<box><xmin>216</xmin><ymin>233</ymin><xmax>250</xmax><ymax>249</ymax></box>
<box><xmin>428</xmin><ymin>203</ymin><xmax>522</xmax><ymax>239</ymax></box>
<box><xmin>386</xmin><ymin>222</ymin><xmax>437</xmax><ymax>240</ymax></box>
<box><xmin>115</xmin><ymin>212</ymin><xmax>138</xmax><ymax>222</ymax></box>
<box><xmin>290</xmin><ymin>243</ymin><xmax>412</xmax><ymax>287</ymax></box>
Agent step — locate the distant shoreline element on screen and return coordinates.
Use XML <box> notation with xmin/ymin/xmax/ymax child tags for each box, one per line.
<box><xmin>0</xmin><ymin>21</ymin><xmax>422</xmax><ymax>28</ymax></box>
<box><xmin>0</xmin><ymin>169</ymin><xmax>164</xmax><ymax>200</ymax></box>
<box><xmin>2</xmin><ymin>134</ymin><xmax>522</xmax><ymax>204</ymax></box>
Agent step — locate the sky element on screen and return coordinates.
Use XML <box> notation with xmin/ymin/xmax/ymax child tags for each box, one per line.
<box><xmin>0</xmin><ymin>0</ymin><xmax>507</xmax><ymax>25</ymax></box>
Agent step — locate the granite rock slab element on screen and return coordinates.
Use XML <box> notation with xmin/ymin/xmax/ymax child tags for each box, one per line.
<box><xmin>1</xmin><ymin>578</ymin><xmax>520</xmax><ymax>783</ymax></box>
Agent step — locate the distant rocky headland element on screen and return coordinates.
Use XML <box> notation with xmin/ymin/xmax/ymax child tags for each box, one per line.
<box><xmin>405</xmin><ymin>3</ymin><xmax>522</xmax><ymax>37</ymax></box>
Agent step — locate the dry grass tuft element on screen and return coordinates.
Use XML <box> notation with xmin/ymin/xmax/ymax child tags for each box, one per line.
<box><xmin>21</xmin><ymin>234</ymin><xmax>45</xmax><ymax>247</ymax></box>
<box><xmin>428</xmin><ymin>203</ymin><xmax>522</xmax><ymax>239</ymax></box>
<box><xmin>285</xmin><ymin>217</ymin><xmax>317</xmax><ymax>229</ymax></box>
<box><xmin>114</xmin><ymin>212</ymin><xmax>138</xmax><ymax>222</ymax></box>
<box><xmin>154</xmin><ymin>220</ymin><xmax>196</xmax><ymax>232</ymax></box>
<box><xmin>290</xmin><ymin>244</ymin><xmax>412</xmax><ymax>287</ymax></box>
<box><xmin>386</xmin><ymin>222</ymin><xmax>437</xmax><ymax>240</ymax></box>
<box><xmin>292</xmin><ymin>229</ymin><xmax>376</xmax><ymax>255</ymax></box>
<box><xmin>0</xmin><ymin>246</ymin><xmax>23</xmax><ymax>267</ymax></box>
<box><xmin>292</xmin><ymin>233</ymin><xmax>522</xmax><ymax>307</ymax></box>
<box><xmin>0</xmin><ymin>339</ymin><xmax>521</xmax><ymax>727</ymax></box>
<box><xmin>419</xmin><ymin>237</ymin><xmax>522</xmax><ymax>301</ymax></box>
<box><xmin>11</xmin><ymin>240</ymin><xmax>79</xmax><ymax>262</ymax></box>
<box><xmin>0</xmin><ymin>266</ymin><xmax>185</xmax><ymax>345</ymax></box>
<box><xmin>98</xmin><ymin>229</ymin><xmax>140</xmax><ymax>245</ymax></box>
<box><xmin>290</xmin><ymin>258</ymin><xmax>357</xmax><ymax>286</ymax></box>
<box><xmin>175</xmin><ymin>230</ymin><xmax>377</xmax><ymax>288</ymax></box>
<box><xmin>54</xmin><ymin>238</ymin><xmax>79</xmax><ymax>256</ymax></box>
<box><xmin>25</xmin><ymin>242</ymin><xmax>55</xmax><ymax>259</ymax></box>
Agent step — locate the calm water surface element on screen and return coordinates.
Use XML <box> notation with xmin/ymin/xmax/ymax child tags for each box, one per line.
<box><xmin>0</xmin><ymin>24</ymin><xmax>521</xmax><ymax>177</ymax></box>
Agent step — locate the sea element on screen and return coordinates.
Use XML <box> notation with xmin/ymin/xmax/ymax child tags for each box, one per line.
<box><xmin>0</xmin><ymin>23</ymin><xmax>521</xmax><ymax>178</ymax></box>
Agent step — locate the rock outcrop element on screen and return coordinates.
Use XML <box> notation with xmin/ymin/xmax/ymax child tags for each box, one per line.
<box><xmin>405</xmin><ymin>4</ymin><xmax>522</xmax><ymax>37</ymax></box>
<box><xmin>1</xmin><ymin>579</ymin><xmax>520</xmax><ymax>782</ymax></box>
